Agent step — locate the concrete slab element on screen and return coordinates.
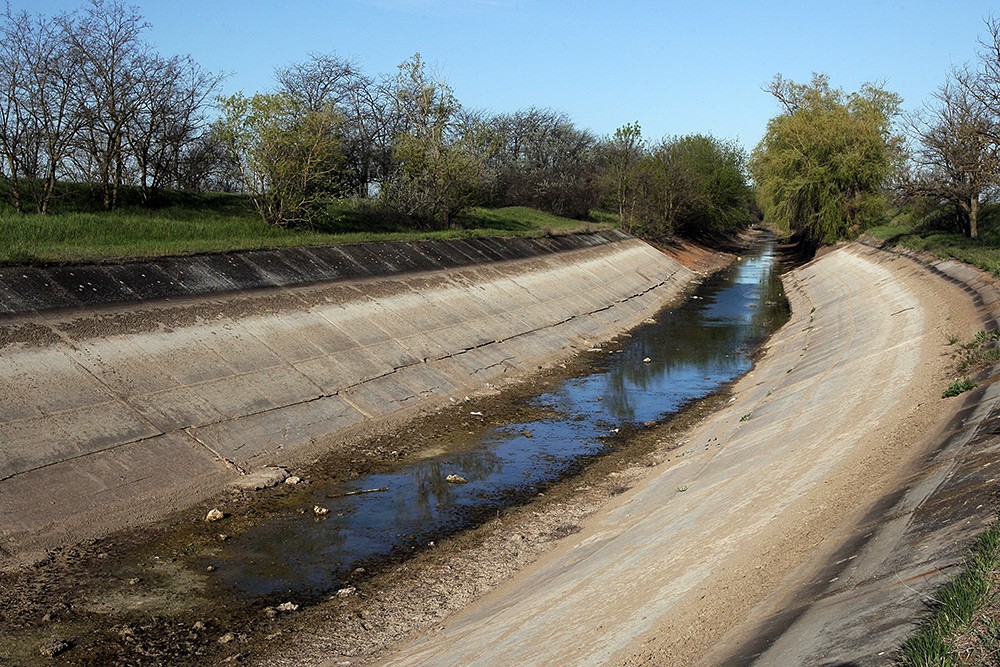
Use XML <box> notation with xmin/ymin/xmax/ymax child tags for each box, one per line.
<box><xmin>0</xmin><ymin>233</ymin><xmax>697</xmax><ymax>560</ymax></box>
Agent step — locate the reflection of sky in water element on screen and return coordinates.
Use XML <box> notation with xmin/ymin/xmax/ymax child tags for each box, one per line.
<box><xmin>216</xmin><ymin>241</ymin><xmax>789</xmax><ymax>598</ymax></box>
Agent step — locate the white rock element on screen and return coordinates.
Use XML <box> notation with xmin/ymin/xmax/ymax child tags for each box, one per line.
<box><xmin>277</xmin><ymin>601</ymin><xmax>299</xmax><ymax>612</ymax></box>
<box><xmin>285</xmin><ymin>476</ymin><xmax>302</xmax><ymax>485</ymax></box>
<box><xmin>232</xmin><ymin>467</ymin><xmax>289</xmax><ymax>490</ymax></box>
<box><xmin>313</xmin><ymin>505</ymin><xmax>330</xmax><ymax>516</ymax></box>
<box><xmin>446</xmin><ymin>474</ymin><xmax>468</xmax><ymax>484</ymax></box>
<box><xmin>205</xmin><ymin>508</ymin><xmax>225</xmax><ymax>522</ymax></box>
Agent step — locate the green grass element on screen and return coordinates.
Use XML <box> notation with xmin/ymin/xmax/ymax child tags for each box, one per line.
<box><xmin>898</xmin><ymin>520</ymin><xmax>1000</xmax><ymax>666</ymax></box>
<box><xmin>943</xmin><ymin>377</ymin><xmax>978</xmax><ymax>398</ymax></box>
<box><xmin>866</xmin><ymin>206</ymin><xmax>1000</xmax><ymax>276</ymax></box>
<box><xmin>0</xmin><ymin>191</ymin><xmax>614</xmax><ymax>265</ymax></box>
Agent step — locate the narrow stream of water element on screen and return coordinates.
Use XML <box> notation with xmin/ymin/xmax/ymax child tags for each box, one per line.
<box><xmin>214</xmin><ymin>237</ymin><xmax>789</xmax><ymax>599</ymax></box>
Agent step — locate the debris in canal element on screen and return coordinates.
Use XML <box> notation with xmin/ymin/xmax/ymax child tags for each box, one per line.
<box><xmin>327</xmin><ymin>487</ymin><xmax>390</xmax><ymax>499</ymax></box>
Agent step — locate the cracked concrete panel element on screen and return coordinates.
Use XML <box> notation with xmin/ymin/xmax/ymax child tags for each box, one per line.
<box><xmin>0</xmin><ymin>347</ymin><xmax>118</xmax><ymax>417</ymax></box>
<box><xmin>295</xmin><ymin>350</ymin><xmax>400</xmax><ymax>393</ymax></box>
<box><xmin>276</xmin><ymin>311</ymin><xmax>357</xmax><ymax>356</ymax></box>
<box><xmin>395</xmin><ymin>331</ymin><xmax>451</xmax><ymax>363</ymax></box>
<box><xmin>234</xmin><ymin>313</ymin><xmax>327</xmax><ymax>364</ymax></box>
<box><xmin>0</xmin><ymin>432</ymin><xmax>231</xmax><ymax>550</ymax></box>
<box><xmin>67</xmin><ymin>336</ymin><xmax>181</xmax><ymax>398</ymax></box>
<box><xmin>128</xmin><ymin>332</ymin><xmax>235</xmax><ymax>385</ymax></box>
<box><xmin>0</xmin><ymin>415</ymin><xmax>74</xmax><ymax>478</ymax></box>
<box><xmin>188</xmin><ymin>395</ymin><xmax>366</xmax><ymax>469</ymax></box>
<box><xmin>189</xmin><ymin>321</ymin><xmax>286</xmax><ymax>374</ymax></box>
<box><xmin>0</xmin><ymin>373</ymin><xmax>42</xmax><ymax>422</ymax></box>
<box><xmin>359</xmin><ymin>339</ymin><xmax>422</xmax><ymax>370</ymax></box>
<box><xmin>129</xmin><ymin>384</ymin><xmax>229</xmax><ymax>432</ymax></box>
<box><xmin>447</xmin><ymin>346</ymin><xmax>519</xmax><ymax>379</ymax></box>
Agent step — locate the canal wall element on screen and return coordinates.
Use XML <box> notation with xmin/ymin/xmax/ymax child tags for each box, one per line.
<box><xmin>0</xmin><ymin>232</ymin><xmax>705</xmax><ymax>561</ymax></box>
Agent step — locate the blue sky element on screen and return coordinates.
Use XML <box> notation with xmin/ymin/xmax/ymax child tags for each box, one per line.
<box><xmin>10</xmin><ymin>0</ymin><xmax>1000</xmax><ymax>151</ymax></box>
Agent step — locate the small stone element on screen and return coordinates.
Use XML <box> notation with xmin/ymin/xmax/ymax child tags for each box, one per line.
<box><xmin>284</xmin><ymin>476</ymin><xmax>301</xmax><ymax>485</ymax></box>
<box><xmin>351</xmin><ymin>567</ymin><xmax>365</xmax><ymax>577</ymax></box>
<box><xmin>193</xmin><ymin>621</ymin><xmax>206</xmax><ymax>630</ymax></box>
<box><xmin>336</xmin><ymin>587</ymin><xmax>357</xmax><ymax>598</ymax></box>
<box><xmin>39</xmin><ymin>639</ymin><xmax>71</xmax><ymax>657</ymax></box>
<box><xmin>206</xmin><ymin>565</ymin><xmax>216</xmax><ymax>572</ymax></box>
<box><xmin>445</xmin><ymin>474</ymin><xmax>468</xmax><ymax>484</ymax></box>
<box><xmin>205</xmin><ymin>508</ymin><xmax>225</xmax><ymax>522</ymax></box>
<box><xmin>263</xmin><ymin>607</ymin><xmax>278</xmax><ymax>618</ymax></box>
<box><xmin>218</xmin><ymin>632</ymin><xmax>235</xmax><ymax>644</ymax></box>
<box><xmin>313</xmin><ymin>506</ymin><xmax>330</xmax><ymax>516</ymax></box>
<box><xmin>41</xmin><ymin>612</ymin><xmax>53</xmax><ymax>623</ymax></box>
<box><xmin>218</xmin><ymin>534</ymin><xmax>229</xmax><ymax>541</ymax></box>
<box><xmin>232</xmin><ymin>467</ymin><xmax>289</xmax><ymax>490</ymax></box>
<box><xmin>128</xmin><ymin>577</ymin><xmax>140</xmax><ymax>585</ymax></box>
<box><xmin>643</xmin><ymin>357</ymin><xmax>652</xmax><ymax>363</ymax></box>
<box><xmin>277</xmin><ymin>601</ymin><xmax>299</xmax><ymax>612</ymax></box>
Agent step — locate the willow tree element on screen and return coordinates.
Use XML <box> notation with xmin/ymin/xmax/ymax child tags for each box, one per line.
<box><xmin>751</xmin><ymin>73</ymin><xmax>902</xmax><ymax>247</ymax></box>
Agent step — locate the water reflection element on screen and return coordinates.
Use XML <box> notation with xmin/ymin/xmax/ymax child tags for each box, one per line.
<box><xmin>216</xmin><ymin>238</ymin><xmax>789</xmax><ymax>598</ymax></box>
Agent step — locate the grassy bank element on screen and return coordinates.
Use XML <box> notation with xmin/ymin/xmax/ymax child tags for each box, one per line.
<box><xmin>898</xmin><ymin>519</ymin><xmax>1000</xmax><ymax>666</ymax></box>
<box><xmin>866</xmin><ymin>207</ymin><xmax>1000</xmax><ymax>276</ymax></box>
<box><xmin>0</xmin><ymin>190</ymin><xmax>613</xmax><ymax>265</ymax></box>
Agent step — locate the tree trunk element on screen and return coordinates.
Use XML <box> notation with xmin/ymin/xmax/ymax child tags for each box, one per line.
<box><xmin>970</xmin><ymin>196</ymin><xmax>980</xmax><ymax>239</ymax></box>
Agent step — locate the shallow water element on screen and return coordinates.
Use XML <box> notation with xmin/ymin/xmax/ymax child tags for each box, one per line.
<box><xmin>215</xmin><ymin>237</ymin><xmax>789</xmax><ymax>598</ymax></box>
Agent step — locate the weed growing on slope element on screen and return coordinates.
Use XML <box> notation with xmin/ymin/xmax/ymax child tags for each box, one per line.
<box><xmin>898</xmin><ymin>520</ymin><xmax>1000</xmax><ymax>666</ymax></box>
<box><xmin>943</xmin><ymin>378</ymin><xmax>978</xmax><ymax>398</ymax></box>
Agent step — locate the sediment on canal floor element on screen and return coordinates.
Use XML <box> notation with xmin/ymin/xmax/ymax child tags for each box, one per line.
<box><xmin>0</xmin><ymin>232</ymin><xmax>721</xmax><ymax>562</ymax></box>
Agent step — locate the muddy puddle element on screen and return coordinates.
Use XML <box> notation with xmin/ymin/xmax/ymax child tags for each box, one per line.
<box><xmin>214</xmin><ymin>237</ymin><xmax>789</xmax><ymax>599</ymax></box>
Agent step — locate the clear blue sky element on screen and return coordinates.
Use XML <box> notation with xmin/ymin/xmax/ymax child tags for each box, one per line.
<box><xmin>10</xmin><ymin>0</ymin><xmax>1000</xmax><ymax>151</ymax></box>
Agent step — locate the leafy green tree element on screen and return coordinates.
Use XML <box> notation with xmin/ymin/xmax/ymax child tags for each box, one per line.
<box><xmin>380</xmin><ymin>53</ymin><xmax>487</xmax><ymax>228</ymax></box>
<box><xmin>751</xmin><ymin>73</ymin><xmax>902</xmax><ymax>247</ymax></box>
<box><xmin>630</xmin><ymin>133</ymin><xmax>753</xmax><ymax>238</ymax></box>
<box><xmin>215</xmin><ymin>91</ymin><xmax>344</xmax><ymax>226</ymax></box>
<box><xmin>606</xmin><ymin>122</ymin><xmax>644</xmax><ymax>232</ymax></box>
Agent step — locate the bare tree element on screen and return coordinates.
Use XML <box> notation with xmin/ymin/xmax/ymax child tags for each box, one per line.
<box><xmin>0</xmin><ymin>8</ymin><xmax>78</xmax><ymax>213</ymax></box>
<box><xmin>483</xmin><ymin>108</ymin><xmax>600</xmax><ymax>217</ymax></box>
<box><xmin>907</xmin><ymin>74</ymin><xmax>999</xmax><ymax>238</ymax></box>
<box><xmin>127</xmin><ymin>54</ymin><xmax>223</xmax><ymax>202</ymax></box>
<box><xmin>59</xmin><ymin>0</ymin><xmax>149</xmax><ymax>209</ymax></box>
<box><xmin>276</xmin><ymin>52</ymin><xmax>396</xmax><ymax>197</ymax></box>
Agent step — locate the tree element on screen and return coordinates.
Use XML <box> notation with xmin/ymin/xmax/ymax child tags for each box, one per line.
<box><xmin>59</xmin><ymin>0</ymin><xmax>150</xmax><ymax>210</ymax></box>
<box><xmin>751</xmin><ymin>73</ymin><xmax>902</xmax><ymax>247</ymax></box>
<box><xmin>606</xmin><ymin>122</ymin><xmax>644</xmax><ymax>232</ymax></box>
<box><xmin>380</xmin><ymin>53</ymin><xmax>487</xmax><ymax>227</ymax></box>
<box><xmin>631</xmin><ymin>134</ymin><xmax>753</xmax><ymax>238</ymax></box>
<box><xmin>483</xmin><ymin>108</ymin><xmax>601</xmax><ymax>218</ymax></box>
<box><xmin>126</xmin><ymin>53</ymin><xmax>222</xmax><ymax>202</ymax></box>
<box><xmin>276</xmin><ymin>52</ymin><xmax>394</xmax><ymax>197</ymax></box>
<box><xmin>906</xmin><ymin>75</ymin><xmax>999</xmax><ymax>238</ymax></box>
<box><xmin>0</xmin><ymin>7</ymin><xmax>78</xmax><ymax>213</ymax></box>
<box><xmin>215</xmin><ymin>92</ymin><xmax>344</xmax><ymax>226</ymax></box>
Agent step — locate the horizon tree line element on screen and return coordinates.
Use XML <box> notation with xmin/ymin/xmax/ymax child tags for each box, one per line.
<box><xmin>0</xmin><ymin>0</ymin><xmax>758</xmax><ymax>240</ymax></box>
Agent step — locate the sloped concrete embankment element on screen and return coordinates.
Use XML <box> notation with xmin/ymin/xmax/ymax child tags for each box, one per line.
<box><xmin>731</xmin><ymin>242</ymin><xmax>1000</xmax><ymax>665</ymax></box>
<box><xmin>0</xmin><ymin>232</ymin><xmax>700</xmax><ymax>562</ymax></box>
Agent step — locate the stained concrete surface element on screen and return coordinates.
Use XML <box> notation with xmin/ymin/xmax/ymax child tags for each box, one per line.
<box><xmin>0</xmin><ymin>234</ymin><xmax>699</xmax><ymax>563</ymax></box>
<box><xmin>366</xmin><ymin>243</ymin><xmax>995</xmax><ymax>667</ymax></box>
